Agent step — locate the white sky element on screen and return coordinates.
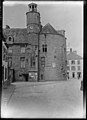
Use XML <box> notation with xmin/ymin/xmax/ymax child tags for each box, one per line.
<box><xmin>3</xmin><ymin>1</ymin><xmax>83</xmax><ymax>57</ymax></box>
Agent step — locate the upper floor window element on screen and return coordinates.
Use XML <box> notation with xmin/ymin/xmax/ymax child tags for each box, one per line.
<box><xmin>35</xmin><ymin>45</ymin><xmax>37</xmax><ymax>49</ymax></box>
<box><xmin>71</xmin><ymin>60</ymin><xmax>75</xmax><ymax>64</ymax></box>
<box><xmin>42</xmin><ymin>44</ymin><xmax>47</xmax><ymax>53</ymax></box>
<box><xmin>77</xmin><ymin>66</ymin><xmax>80</xmax><ymax>70</ymax></box>
<box><xmin>41</xmin><ymin>57</ymin><xmax>45</xmax><ymax>67</ymax></box>
<box><xmin>71</xmin><ymin>66</ymin><xmax>76</xmax><ymax>70</ymax></box>
<box><xmin>30</xmin><ymin>56</ymin><xmax>35</xmax><ymax>68</ymax></box>
<box><xmin>8</xmin><ymin>47</ymin><xmax>12</xmax><ymax>53</ymax></box>
<box><xmin>20</xmin><ymin>57</ymin><xmax>25</xmax><ymax>68</ymax></box>
<box><xmin>9</xmin><ymin>37</ymin><xmax>12</xmax><ymax>41</ymax></box>
<box><xmin>67</xmin><ymin>66</ymin><xmax>70</xmax><ymax>70</ymax></box>
<box><xmin>67</xmin><ymin>60</ymin><xmax>69</xmax><ymax>65</ymax></box>
<box><xmin>21</xmin><ymin>47</ymin><xmax>25</xmax><ymax>53</ymax></box>
<box><xmin>77</xmin><ymin>60</ymin><xmax>80</xmax><ymax>64</ymax></box>
<box><xmin>8</xmin><ymin>57</ymin><xmax>12</xmax><ymax>68</ymax></box>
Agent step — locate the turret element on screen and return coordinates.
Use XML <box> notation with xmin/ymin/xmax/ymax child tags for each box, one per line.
<box><xmin>26</xmin><ymin>3</ymin><xmax>41</xmax><ymax>33</ymax></box>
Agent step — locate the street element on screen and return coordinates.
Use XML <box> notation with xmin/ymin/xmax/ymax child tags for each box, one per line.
<box><xmin>1</xmin><ymin>79</ymin><xmax>83</xmax><ymax>118</ymax></box>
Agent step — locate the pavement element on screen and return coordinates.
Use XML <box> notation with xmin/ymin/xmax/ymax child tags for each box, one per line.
<box><xmin>1</xmin><ymin>84</ymin><xmax>16</xmax><ymax>108</ymax></box>
<box><xmin>1</xmin><ymin>79</ymin><xmax>84</xmax><ymax>118</ymax></box>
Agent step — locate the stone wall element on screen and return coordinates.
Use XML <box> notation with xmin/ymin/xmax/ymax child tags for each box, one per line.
<box><xmin>39</xmin><ymin>33</ymin><xmax>67</xmax><ymax>81</ymax></box>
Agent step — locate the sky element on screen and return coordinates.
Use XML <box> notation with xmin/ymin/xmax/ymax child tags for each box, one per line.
<box><xmin>3</xmin><ymin>1</ymin><xmax>83</xmax><ymax>57</ymax></box>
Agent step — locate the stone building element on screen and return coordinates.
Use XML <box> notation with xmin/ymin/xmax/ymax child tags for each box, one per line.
<box><xmin>67</xmin><ymin>48</ymin><xmax>83</xmax><ymax>79</ymax></box>
<box><xmin>2</xmin><ymin>39</ymin><xmax>9</xmax><ymax>87</ymax></box>
<box><xmin>3</xmin><ymin>3</ymin><xmax>67</xmax><ymax>82</ymax></box>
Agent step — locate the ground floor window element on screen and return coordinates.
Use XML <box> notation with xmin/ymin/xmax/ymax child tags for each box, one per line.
<box><xmin>77</xmin><ymin>72</ymin><xmax>81</xmax><ymax>79</ymax></box>
<box><xmin>72</xmin><ymin>72</ymin><xmax>75</xmax><ymax>78</ymax></box>
<box><xmin>41</xmin><ymin>74</ymin><xmax>43</xmax><ymax>80</ymax></box>
<box><xmin>5</xmin><ymin>67</ymin><xmax>7</xmax><ymax>80</ymax></box>
<box><xmin>2</xmin><ymin>66</ymin><xmax>4</xmax><ymax>82</ymax></box>
<box><xmin>67</xmin><ymin>72</ymin><xmax>69</xmax><ymax>79</ymax></box>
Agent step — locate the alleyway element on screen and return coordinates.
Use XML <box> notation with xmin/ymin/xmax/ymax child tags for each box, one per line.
<box><xmin>1</xmin><ymin>79</ymin><xmax>83</xmax><ymax>118</ymax></box>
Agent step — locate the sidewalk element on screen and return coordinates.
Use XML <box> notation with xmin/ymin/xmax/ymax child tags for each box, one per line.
<box><xmin>1</xmin><ymin>84</ymin><xmax>16</xmax><ymax>106</ymax></box>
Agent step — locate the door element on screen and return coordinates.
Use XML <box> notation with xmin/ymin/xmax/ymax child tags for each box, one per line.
<box><xmin>12</xmin><ymin>69</ymin><xmax>16</xmax><ymax>82</ymax></box>
<box><xmin>28</xmin><ymin>72</ymin><xmax>37</xmax><ymax>81</ymax></box>
<box><xmin>72</xmin><ymin>72</ymin><xmax>75</xmax><ymax>78</ymax></box>
<box><xmin>77</xmin><ymin>72</ymin><xmax>81</xmax><ymax>79</ymax></box>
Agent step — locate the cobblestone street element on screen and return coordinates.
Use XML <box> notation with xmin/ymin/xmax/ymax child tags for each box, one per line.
<box><xmin>1</xmin><ymin>79</ymin><xmax>83</xmax><ymax>118</ymax></box>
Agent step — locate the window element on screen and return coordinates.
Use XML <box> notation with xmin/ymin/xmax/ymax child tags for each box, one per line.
<box><xmin>77</xmin><ymin>72</ymin><xmax>81</xmax><ymax>79</ymax></box>
<box><xmin>41</xmin><ymin>74</ymin><xmax>43</xmax><ymax>80</ymax></box>
<box><xmin>71</xmin><ymin>60</ymin><xmax>75</xmax><ymax>64</ymax></box>
<box><xmin>8</xmin><ymin>47</ymin><xmax>12</xmax><ymax>53</ymax></box>
<box><xmin>42</xmin><ymin>44</ymin><xmax>47</xmax><ymax>53</ymax></box>
<box><xmin>41</xmin><ymin>57</ymin><xmax>45</xmax><ymax>67</ymax></box>
<box><xmin>67</xmin><ymin>66</ymin><xmax>70</xmax><ymax>70</ymax></box>
<box><xmin>67</xmin><ymin>60</ymin><xmax>69</xmax><ymax>65</ymax></box>
<box><xmin>2</xmin><ymin>66</ymin><xmax>4</xmax><ymax>81</ymax></box>
<box><xmin>77</xmin><ymin>66</ymin><xmax>80</xmax><ymax>70</ymax></box>
<box><xmin>72</xmin><ymin>72</ymin><xmax>75</xmax><ymax>78</ymax></box>
<box><xmin>67</xmin><ymin>72</ymin><xmax>69</xmax><ymax>79</ymax></box>
<box><xmin>32</xmin><ymin>5</ymin><xmax>34</xmax><ymax>9</ymax></box>
<box><xmin>54</xmin><ymin>55</ymin><xmax>56</xmax><ymax>58</ymax></box>
<box><xmin>20</xmin><ymin>57</ymin><xmax>25</xmax><ymax>68</ymax></box>
<box><xmin>8</xmin><ymin>57</ymin><xmax>12</xmax><ymax>67</ymax></box>
<box><xmin>3</xmin><ymin>54</ymin><xmax>6</xmax><ymax>60</ymax></box>
<box><xmin>30</xmin><ymin>56</ymin><xmax>35</xmax><ymax>68</ymax></box>
<box><xmin>9</xmin><ymin>37</ymin><xmax>12</xmax><ymax>41</ymax></box>
<box><xmin>35</xmin><ymin>45</ymin><xmax>37</xmax><ymax>50</ymax></box>
<box><xmin>77</xmin><ymin>60</ymin><xmax>80</xmax><ymax>64</ymax></box>
<box><xmin>5</xmin><ymin>68</ymin><xmax>7</xmax><ymax>80</ymax></box>
<box><xmin>71</xmin><ymin>66</ymin><xmax>75</xmax><ymax>70</ymax></box>
<box><xmin>21</xmin><ymin>47</ymin><xmax>25</xmax><ymax>53</ymax></box>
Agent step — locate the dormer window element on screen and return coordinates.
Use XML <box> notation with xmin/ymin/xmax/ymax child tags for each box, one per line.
<box><xmin>32</xmin><ymin>5</ymin><xmax>34</xmax><ymax>9</ymax></box>
<box><xmin>9</xmin><ymin>37</ymin><xmax>12</xmax><ymax>41</ymax></box>
<box><xmin>8</xmin><ymin>36</ymin><xmax>14</xmax><ymax>43</ymax></box>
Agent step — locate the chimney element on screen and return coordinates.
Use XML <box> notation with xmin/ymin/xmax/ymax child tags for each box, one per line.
<box><xmin>70</xmin><ymin>48</ymin><xmax>72</xmax><ymax>52</ymax></box>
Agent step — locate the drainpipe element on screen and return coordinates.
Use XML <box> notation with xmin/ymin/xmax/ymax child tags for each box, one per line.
<box><xmin>38</xmin><ymin>33</ymin><xmax>40</xmax><ymax>82</ymax></box>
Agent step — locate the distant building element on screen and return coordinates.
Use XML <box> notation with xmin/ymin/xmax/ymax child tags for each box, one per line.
<box><xmin>2</xmin><ymin>39</ymin><xmax>8</xmax><ymax>86</ymax></box>
<box><xmin>67</xmin><ymin>48</ymin><xmax>83</xmax><ymax>79</ymax></box>
<box><xmin>3</xmin><ymin>3</ymin><xmax>67</xmax><ymax>82</ymax></box>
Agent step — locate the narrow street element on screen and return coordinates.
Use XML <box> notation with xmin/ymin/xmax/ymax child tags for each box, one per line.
<box><xmin>1</xmin><ymin>79</ymin><xmax>83</xmax><ymax>118</ymax></box>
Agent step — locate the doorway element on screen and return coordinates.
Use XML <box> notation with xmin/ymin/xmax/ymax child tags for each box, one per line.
<box><xmin>77</xmin><ymin>72</ymin><xmax>81</xmax><ymax>79</ymax></box>
<box><xmin>72</xmin><ymin>72</ymin><xmax>75</xmax><ymax>78</ymax></box>
<box><xmin>28</xmin><ymin>72</ymin><xmax>37</xmax><ymax>81</ymax></box>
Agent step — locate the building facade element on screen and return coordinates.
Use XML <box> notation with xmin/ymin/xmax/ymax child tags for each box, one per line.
<box><xmin>3</xmin><ymin>3</ymin><xmax>67</xmax><ymax>82</ymax></box>
<box><xmin>67</xmin><ymin>48</ymin><xmax>83</xmax><ymax>79</ymax></box>
<box><xmin>2</xmin><ymin>40</ymin><xmax>8</xmax><ymax>86</ymax></box>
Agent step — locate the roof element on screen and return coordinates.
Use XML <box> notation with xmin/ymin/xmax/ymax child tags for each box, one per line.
<box><xmin>28</xmin><ymin>3</ymin><xmax>37</xmax><ymax>6</ymax></box>
<box><xmin>40</xmin><ymin>23</ymin><xmax>58</xmax><ymax>34</ymax></box>
<box><xmin>3</xmin><ymin>28</ymin><xmax>28</xmax><ymax>42</ymax></box>
<box><xmin>3</xmin><ymin>28</ymin><xmax>38</xmax><ymax>45</ymax></box>
<box><xmin>67</xmin><ymin>52</ymin><xmax>82</xmax><ymax>60</ymax></box>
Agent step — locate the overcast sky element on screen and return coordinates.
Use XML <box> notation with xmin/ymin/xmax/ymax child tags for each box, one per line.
<box><xmin>3</xmin><ymin>1</ymin><xmax>83</xmax><ymax>57</ymax></box>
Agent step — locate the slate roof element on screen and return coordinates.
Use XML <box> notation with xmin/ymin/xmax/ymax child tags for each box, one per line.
<box><xmin>40</xmin><ymin>23</ymin><xmax>58</xmax><ymax>34</ymax></box>
<box><xmin>67</xmin><ymin>52</ymin><xmax>82</xmax><ymax>60</ymax></box>
<box><xmin>3</xmin><ymin>28</ymin><xmax>28</xmax><ymax>43</ymax></box>
<box><xmin>3</xmin><ymin>28</ymin><xmax>39</xmax><ymax>45</ymax></box>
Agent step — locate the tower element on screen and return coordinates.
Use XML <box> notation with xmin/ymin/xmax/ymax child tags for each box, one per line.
<box><xmin>26</xmin><ymin>3</ymin><xmax>41</xmax><ymax>34</ymax></box>
<box><xmin>26</xmin><ymin>3</ymin><xmax>41</xmax><ymax>81</ymax></box>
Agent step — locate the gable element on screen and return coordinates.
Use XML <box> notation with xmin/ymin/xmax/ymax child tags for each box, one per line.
<box><xmin>40</xmin><ymin>23</ymin><xmax>58</xmax><ymax>34</ymax></box>
<box><xmin>67</xmin><ymin>52</ymin><xmax>82</xmax><ymax>60</ymax></box>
